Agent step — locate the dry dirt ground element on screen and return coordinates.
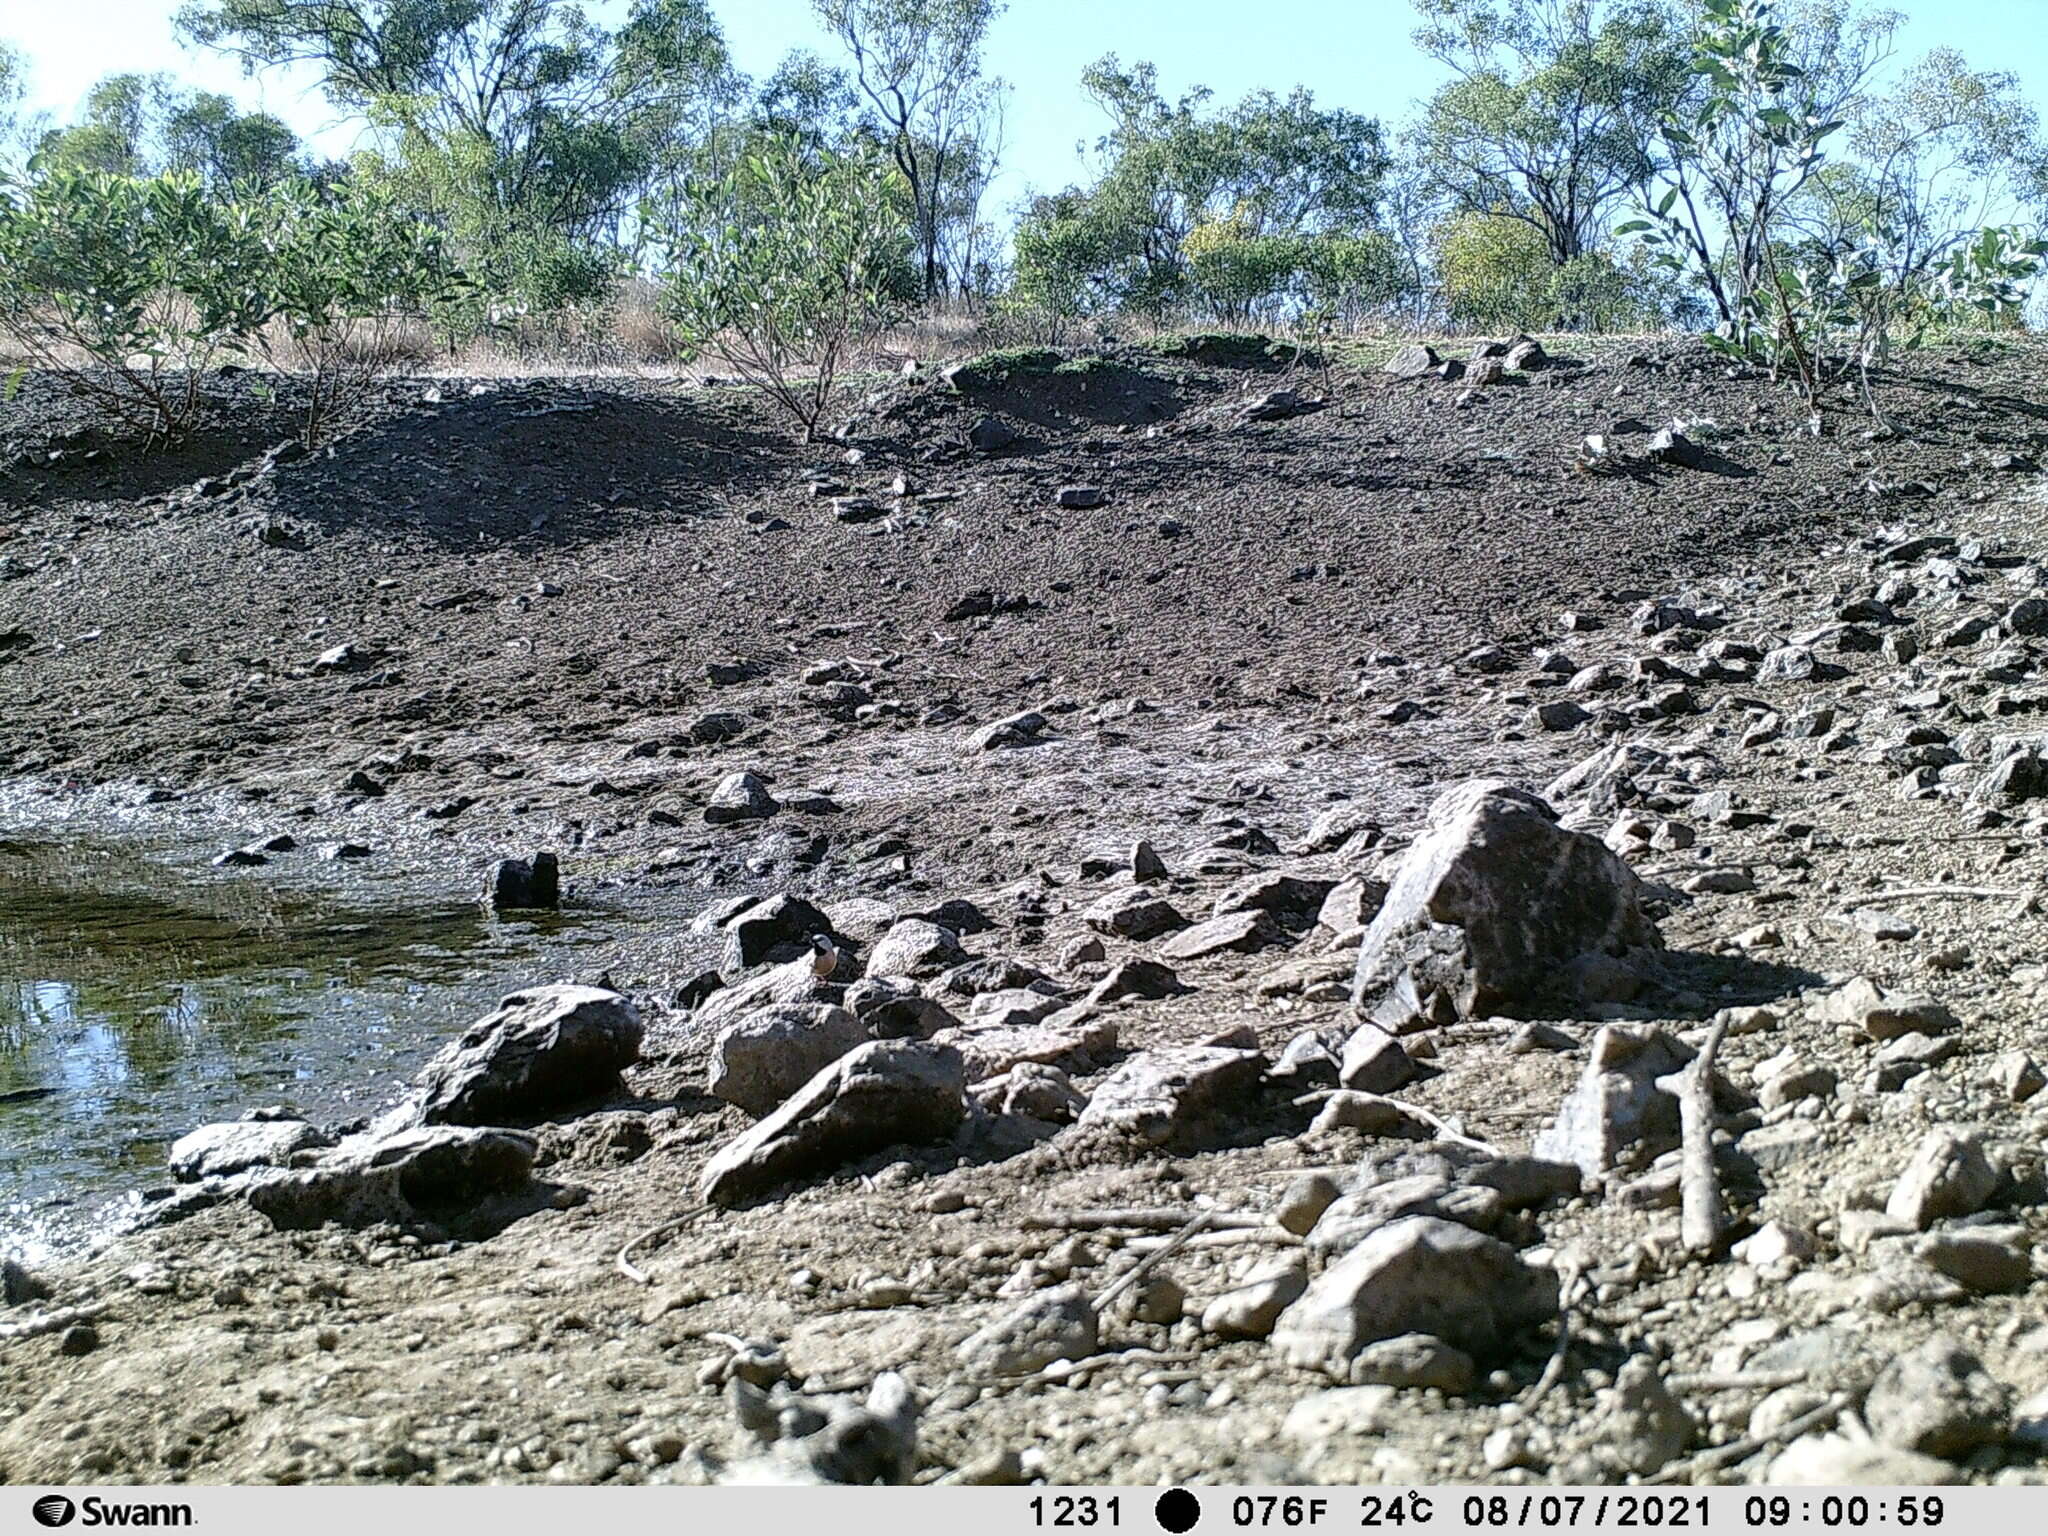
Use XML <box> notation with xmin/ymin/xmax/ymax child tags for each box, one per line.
<box><xmin>6</xmin><ymin>336</ymin><xmax>2048</xmax><ymax>1485</ymax></box>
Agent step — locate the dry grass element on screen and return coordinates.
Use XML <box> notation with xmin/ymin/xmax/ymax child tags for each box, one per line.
<box><xmin>0</xmin><ymin>276</ymin><xmax>1722</xmax><ymax>391</ymax></box>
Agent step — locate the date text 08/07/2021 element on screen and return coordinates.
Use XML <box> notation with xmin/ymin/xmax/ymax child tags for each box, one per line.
<box><xmin>1026</xmin><ymin>1492</ymin><xmax>1953</xmax><ymax>1531</ymax></box>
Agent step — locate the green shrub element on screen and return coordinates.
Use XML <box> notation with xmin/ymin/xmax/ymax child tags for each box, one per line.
<box><xmin>0</xmin><ymin>169</ymin><xmax>269</xmax><ymax>436</ymax></box>
<box><xmin>656</xmin><ymin>138</ymin><xmax>910</xmax><ymax>441</ymax></box>
<box><xmin>0</xmin><ymin>168</ymin><xmax>469</xmax><ymax>444</ymax></box>
<box><xmin>243</xmin><ymin>177</ymin><xmax>470</xmax><ymax>446</ymax></box>
<box><xmin>1181</xmin><ymin>215</ymin><xmax>1301</xmax><ymax>326</ymax></box>
<box><xmin>1432</xmin><ymin>210</ymin><xmax>1554</xmax><ymax>332</ymax></box>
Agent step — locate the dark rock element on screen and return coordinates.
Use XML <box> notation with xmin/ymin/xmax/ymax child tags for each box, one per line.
<box><xmin>404</xmin><ymin>984</ymin><xmax>642</xmax><ymax>1127</ymax></box>
<box><xmin>1352</xmin><ymin>781</ymin><xmax>1659</xmax><ymax>1028</ymax></box>
<box><xmin>967</xmin><ymin>416</ymin><xmax>1018</xmax><ymax>453</ymax></box>
<box><xmin>2</xmin><ymin>1258</ymin><xmax>50</xmax><ymax>1307</ymax></box>
<box><xmin>1649</xmin><ymin>427</ymin><xmax>1702</xmax><ymax>468</ymax></box>
<box><xmin>482</xmin><ymin>851</ymin><xmax>560</xmax><ymax>911</ymax></box>
<box><xmin>723</xmin><ymin>894</ymin><xmax>836</xmax><ymax>975</ymax></box>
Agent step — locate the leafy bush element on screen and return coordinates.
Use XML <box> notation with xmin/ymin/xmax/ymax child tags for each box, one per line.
<box><xmin>1628</xmin><ymin>0</ymin><xmax>2047</xmax><ymax>415</ymax></box>
<box><xmin>1182</xmin><ymin>214</ymin><xmax>1301</xmax><ymax>326</ymax></box>
<box><xmin>0</xmin><ymin>169</ymin><xmax>270</xmax><ymax>436</ymax></box>
<box><xmin>1296</xmin><ymin>232</ymin><xmax>1413</xmax><ymax>331</ymax></box>
<box><xmin>1432</xmin><ymin>210</ymin><xmax>1554</xmax><ymax>331</ymax></box>
<box><xmin>242</xmin><ymin>178</ymin><xmax>470</xmax><ymax>446</ymax></box>
<box><xmin>657</xmin><ymin>138</ymin><xmax>912</xmax><ymax>440</ymax></box>
<box><xmin>1005</xmin><ymin>194</ymin><xmax>1115</xmax><ymax>342</ymax></box>
<box><xmin>0</xmin><ymin>168</ymin><xmax>470</xmax><ymax>445</ymax></box>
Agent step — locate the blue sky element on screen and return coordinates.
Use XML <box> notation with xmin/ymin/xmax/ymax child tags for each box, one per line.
<box><xmin>9</xmin><ymin>0</ymin><xmax>2048</xmax><ymax>220</ymax></box>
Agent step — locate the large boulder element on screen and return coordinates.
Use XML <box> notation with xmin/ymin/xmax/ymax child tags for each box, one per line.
<box><xmin>1351</xmin><ymin>781</ymin><xmax>1659</xmax><ymax>1028</ymax></box>
<box><xmin>866</xmin><ymin>919</ymin><xmax>968</xmax><ymax>978</ymax></box>
<box><xmin>702</xmin><ymin>1041</ymin><xmax>967</xmax><ymax>1205</ymax></box>
<box><xmin>1271</xmin><ymin>1215</ymin><xmax>1557</xmax><ymax>1375</ymax></box>
<box><xmin>1383</xmin><ymin>344</ymin><xmax>1439</xmax><ymax>379</ymax></box>
<box><xmin>709</xmin><ymin>1003</ymin><xmax>870</xmax><ymax>1116</ymax></box>
<box><xmin>481</xmin><ymin>851</ymin><xmax>559</xmax><ymax>911</ymax></box>
<box><xmin>933</xmin><ymin>1008</ymin><xmax>1119</xmax><ymax>1082</ymax></box>
<box><xmin>405</xmin><ymin>984</ymin><xmax>642</xmax><ymax>1127</ymax></box>
<box><xmin>692</xmin><ymin>954</ymin><xmax>840</xmax><ymax>1036</ymax></box>
<box><xmin>1070</xmin><ymin>1045</ymin><xmax>1265</xmax><ymax>1147</ymax></box>
<box><xmin>242</xmin><ymin>1126</ymin><xmax>537</xmax><ymax>1230</ymax></box>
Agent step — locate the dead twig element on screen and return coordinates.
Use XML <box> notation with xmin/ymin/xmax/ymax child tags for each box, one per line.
<box><xmin>1656</xmin><ymin>1016</ymin><xmax>1730</xmax><ymax>1256</ymax></box>
<box><xmin>1523</xmin><ymin>1258</ymin><xmax>1586</xmax><ymax>1409</ymax></box>
<box><xmin>1871</xmin><ymin>883</ymin><xmax>2025</xmax><ymax>901</ymax></box>
<box><xmin>616</xmin><ymin>1207</ymin><xmax>711</xmax><ymax>1285</ymax></box>
<box><xmin>1644</xmin><ymin>1391</ymin><xmax>1849</xmax><ymax>1485</ymax></box>
<box><xmin>1021</xmin><ymin>1207</ymin><xmax>1266</xmax><ymax>1234</ymax></box>
<box><xmin>1126</xmin><ymin>1229</ymin><xmax>1304</xmax><ymax>1253</ymax></box>
<box><xmin>1092</xmin><ymin>1209</ymin><xmax>1214</xmax><ymax>1313</ymax></box>
<box><xmin>1291</xmin><ymin>1090</ymin><xmax>1503</xmax><ymax>1155</ymax></box>
<box><xmin>1668</xmin><ymin>1368</ymin><xmax>1808</xmax><ymax>1393</ymax></box>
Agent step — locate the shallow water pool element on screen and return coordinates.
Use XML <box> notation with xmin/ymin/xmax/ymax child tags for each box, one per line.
<box><xmin>0</xmin><ymin>837</ymin><xmax>606</xmax><ymax>1261</ymax></box>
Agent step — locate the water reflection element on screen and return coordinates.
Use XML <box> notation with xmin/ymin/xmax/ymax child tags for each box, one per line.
<box><xmin>0</xmin><ymin>838</ymin><xmax>600</xmax><ymax>1261</ymax></box>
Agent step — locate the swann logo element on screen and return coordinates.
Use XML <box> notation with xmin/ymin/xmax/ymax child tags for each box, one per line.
<box><xmin>30</xmin><ymin>1498</ymin><xmax>192</xmax><ymax>1529</ymax></box>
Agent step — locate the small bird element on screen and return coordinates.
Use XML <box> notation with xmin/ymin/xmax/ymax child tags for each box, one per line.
<box><xmin>809</xmin><ymin>934</ymin><xmax>838</xmax><ymax>979</ymax></box>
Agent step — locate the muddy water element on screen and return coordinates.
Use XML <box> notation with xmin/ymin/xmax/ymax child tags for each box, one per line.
<box><xmin>0</xmin><ymin>838</ymin><xmax>609</xmax><ymax>1261</ymax></box>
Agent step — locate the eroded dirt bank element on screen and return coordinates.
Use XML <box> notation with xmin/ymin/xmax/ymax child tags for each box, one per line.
<box><xmin>6</xmin><ymin>339</ymin><xmax>2048</xmax><ymax>1485</ymax></box>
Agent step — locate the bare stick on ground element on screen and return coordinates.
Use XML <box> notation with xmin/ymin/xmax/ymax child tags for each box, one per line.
<box><xmin>1657</xmin><ymin>1016</ymin><xmax>1731</xmax><ymax>1257</ymax></box>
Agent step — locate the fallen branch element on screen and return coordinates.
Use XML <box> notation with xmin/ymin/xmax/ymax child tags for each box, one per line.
<box><xmin>1125</xmin><ymin>1229</ymin><xmax>1303</xmax><ymax>1253</ymax></box>
<box><xmin>616</xmin><ymin>1207</ymin><xmax>711</xmax><ymax>1286</ymax></box>
<box><xmin>1668</xmin><ymin>1368</ymin><xmax>1808</xmax><ymax>1393</ymax></box>
<box><xmin>1656</xmin><ymin>1016</ymin><xmax>1730</xmax><ymax>1256</ymax></box>
<box><xmin>1092</xmin><ymin>1209</ymin><xmax>1213</xmax><ymax>1314</ymax></box>
<box><xmin>1871</xmin><ymin>883</ymin><xmax>2024</xmax><ymax>902</ymax></box>
<box><xmin>1291</xmin><ymin>1090</ymin><xmax>1503</xmax><ymax>1155</ymax></box>
<box><xmin>1523</xmin><ymin>1257</ymin><xmax>1585</xmax><ymax>1409</ymax></box>
<box><xmin>1022</xmin><ymin>1207</ymin><xmax>1266</xmax><ymax>1234</ymax></box>
<box><xmin>1644</xmin><ymin>1391</ymin><xmax>1849</xmax><ymax>1485</ymax></box>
